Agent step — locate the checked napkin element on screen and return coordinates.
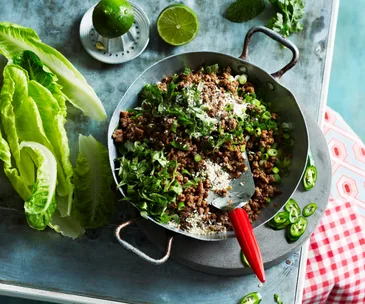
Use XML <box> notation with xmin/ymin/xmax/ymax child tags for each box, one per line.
<box><xmin>302</xmin><ymin>107</ymin><xmax>365</xmax><ymax>303</ymax></box>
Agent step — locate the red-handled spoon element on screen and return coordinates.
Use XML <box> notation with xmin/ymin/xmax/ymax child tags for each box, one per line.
<box><xmin>208</xmin><ymin>151</ymin><xmax>265</xmax><ymax>282</ymax></box>
<box><xmin>230</xmin><ymin>208</ymin><xmax>265</xmax><ymax>282</ymax></box>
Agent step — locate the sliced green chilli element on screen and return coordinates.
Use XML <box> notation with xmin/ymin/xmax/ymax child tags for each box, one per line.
<box><xmin>289</xmin><ymin>207</ymin><xmax>299</xmax><ymax>223</ymax></box>
<box><xmin>284</xmin><ymin>198</ymin><xmax>301</xmax><ymax>214</ymax></box>
<box><xmin>239</xmin><ymin>292</ymin><xmax>262</xmax><ymax>304</ymax></box>
<box><xmin>241</xmin><ymin>251</ymin><xmax>250</xmax><ymax>267</ymax></box>
<box><xmin>269</xmin><ymin>211</ymin><xmax>290</xmax><ymax>230</ymax></box>
<box><xmin>287</xmin><ymin>216</ymin><xmax>308</xmax><ymax>242</ymax></box>
<box><xmin>303</xmin><ymin>203</ymin><xmax>317</xmax><ymax>217</ymax></box>
<box><xmin>303</xmin><ymin>165</ymin><xmax>317</xmax><ymax>190</ymax></box>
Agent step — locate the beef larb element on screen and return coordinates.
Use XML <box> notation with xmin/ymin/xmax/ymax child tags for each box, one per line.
<box><xmin>112</xmin><ymin>64</ymin><xmax>293</xmax><ymax>235</ymax></box>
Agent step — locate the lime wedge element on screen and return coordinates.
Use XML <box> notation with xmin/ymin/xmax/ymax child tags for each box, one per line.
<box><xmin>157</xmin><ymin>5</ymin><xmax>199</xmax><ymax>46</ymax></box>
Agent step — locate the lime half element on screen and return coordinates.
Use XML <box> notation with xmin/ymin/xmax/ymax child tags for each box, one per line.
<box><xmin>92</xmin><ymin>0</ymin><xmax>134</xmax><ymax>38</ymax></box>
<box><xmin>157</xmin><ymin>4</ymin><xmax>199</xmax><ymax>46</ymax></box>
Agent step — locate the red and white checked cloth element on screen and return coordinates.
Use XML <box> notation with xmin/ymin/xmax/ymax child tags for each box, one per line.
<box><xmin>302</xmin><ymin>107</ymin><xmax>365</xmax><ymax>303</ymax></box>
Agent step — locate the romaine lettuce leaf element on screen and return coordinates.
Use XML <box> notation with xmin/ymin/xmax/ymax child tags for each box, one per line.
<box><xmin>20</xmin><ymin>141</ymin><xmax>57</xmax><ymax>230</ymax></box>
<box><xmin>49</xmin><ymin>209</ymin><xmax>85</xmax><ymax>239</ymax></box>
<box><xmin>0</xmin><ymin>64</ymin><xmax>70</xmax><ymax>201</ymax></box>
<box><xmin>11</xmin><ymin>50</ymin><xmax>68</xmax><ymax>114</ymax></box>
<box><xmin>72</xmin><ymin>135</ymin><xmax>116</xmax><ymax>228</ymax></box>
<box><xmin>0</xmin><ymin>22</ymin><xmax>107</xmax><ymax>121</ymax></box>
<box><xmin>28</xmin><ymin>80</ymin><xmax>74</xmax><ymax>216</ymax></box>
<box><xmin>0</xmin><ymin>128</ymin><xmax>31</xmax><ymax>200</ymax></box>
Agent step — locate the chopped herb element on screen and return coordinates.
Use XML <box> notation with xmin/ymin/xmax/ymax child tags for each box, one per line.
<box><xmin>268</xmin><ymin>0</ymin><xmax>305</xmax><ymax>38</ymax></box>
<box><xmin>171</xmin><ymin>140</ymin><xmax>189</xmax><ymax>151</ymax></box>
<box><xmin>204</xmin><ymin>63</ymin><xmax>219</xmax><ymax>74</ymax></box>
<box><xmin>183</xmin><ymin>67</ymin><xmax>191</xmax><ymax>75</ymax></box>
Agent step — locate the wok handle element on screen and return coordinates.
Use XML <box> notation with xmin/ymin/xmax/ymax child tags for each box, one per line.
<box><xmin>115</xmin><ymin>217</ymin><xmax>174</xmax><ymax>265</ymax></box>
<box><xmin>230</xmin><ymin>208</ymin><xmax>265</xmax><ymax>283</ymax></box>
<box><xmin>239</xmin><ymin>26</ymin><xmax>299</xmax><ymax>80</ymax></box>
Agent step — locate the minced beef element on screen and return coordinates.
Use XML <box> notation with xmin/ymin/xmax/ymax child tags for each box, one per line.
<box><xmin>113</xmin><ymin>65</ymin><xmax>286</xmax><ymax>231</ymax></box>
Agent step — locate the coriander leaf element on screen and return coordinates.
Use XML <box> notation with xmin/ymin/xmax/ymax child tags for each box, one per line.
<box><xmin>268</xmin><ymin>0</ymin><xmax>305</xmax><ymax>38</ymax></box>
<box><xmin>204</xmin><ymin>64</ymin><xmax>219</xmax><ymax>74</ymax></box>
<box><xmin>183</xmin><ymin>67</ymin><xmax>191</xmax><ymax>75</ymax></box>
<box><xmin>171</xmin><ymin>140</ymin><xmax>189</xmax><ymax>151</ymax></box>
<box><xmin>226</xmin><ymin>0</ymin><xmax>267</xmax><ymax>23</ymax></box>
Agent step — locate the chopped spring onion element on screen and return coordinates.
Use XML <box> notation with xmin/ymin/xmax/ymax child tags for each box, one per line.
<box><xmin>228</xmin><ymin>75</ymin><xmax>235</xmax><ymax>82</ymax></box>
<box><xmin>262</xmin><ymin>111</ymin><xmax>271</xmax><ymax>120</ymax></box>
<box><xmin>272</xmin><ymin>167</ymin><xmax>279</xmax><ymax>174</ymax></box>
<box><xmin>237</xmin><ymin>74</ymin><xmax>247</xmax><ymax>84</ymax></box>
<box><xmin>282</xmin><ymin>157</ymin><xmax>291</xmax><ymax>167</ymax></box>
<box><xmin>245</xmin><ymin>125</ymin><xmax>254</xmax><ymax>134</ymax></box>
<box><xmin>194</xmin><ymin>154</ymin><xmax>202</xmax><ymax>162</ymax></box>
<box><xmin>255</xmin><ymin>127</ymin><xmax>262</xmax><ymax>136</ymax></box>
<box><xmin>177</xmin><ymin>202</ymin><xmax>185</xmax><ymax>210</ymax></box>
<box><xmin>281</xmin><ymin>122</ymin><xmax>290</xmax><ymax>130</ymax></box>
<box><xmin>268</xmin><ymin>148</ymin><xmax>278</xmax><ymax>157</ymax></box>
<box><xmin>253</xmin><ymin>99</ymin><xmax>261</xmax><ymax>107</ymax></box>
<box><xmin>274</xmin><ymin>173</ymin><xmax>281</xmax><ymax>183</ymax></box>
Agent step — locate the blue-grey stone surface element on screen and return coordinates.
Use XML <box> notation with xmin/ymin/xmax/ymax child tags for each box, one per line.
<box><xmin>0</xmin><ymin>0</ymin><xmax>336</xmax><ymax>303</ymax></box>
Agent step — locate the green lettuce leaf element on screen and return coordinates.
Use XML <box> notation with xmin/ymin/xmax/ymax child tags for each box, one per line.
<box><xmin>28</xmin><ymin>80</ymin><xmax>74</xmax><ymax>216</ymax></box>
<box><xmin>20</xmin><ymin>141</ymin><xmax>57</xmax><ymax>230</ymax></box>
<box><xmin>72</xmin><ymin>135</ymin><xmax>116</xmax><ymax>229</ymax></box>
<box><xmin>0</xmin><ymin>64</ymin><xmax>70</xmax><ymax>201</ymax></box>
<box><xmin>11</xmin><ymin>50</ymin><xmax>67</xmax><ymax>114</ymax></box>
<box><xmin>0</xmin><ymin>128</ymin><xmax>31</xmax><ymax>200</ymax></box>
<box><xmin>0</xmin><ymin>22</ymin><xmax>107</xmax><ymax>121</ymax></box>
<box><xmin>49</xmin><ymin>209</ymin><xmax>85</xmax><ymax>239</ymax></box>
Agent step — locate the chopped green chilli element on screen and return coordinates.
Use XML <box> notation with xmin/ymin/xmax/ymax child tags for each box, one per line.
<box><xmin>284</xmin><ymin>198</ymin><xmax>301</xmax><ymax>214</ymax></box>
<box><xmin>274</xmin><ymin>293</ymin><xmax>284</xmax><ymax>304</ymax></box>
<box><xmin>287</xmin><ymin>216</ymin><xmax>308</xmax><ymax>242</ymax></box>
<box><xmin>289</xmin><ymin>207</ymin><xmax>299</xmax><ymax>223</ymax></box>
<box><xmin>239</xmin><ymin>292</ymin><xmax>262</xmax><ymax>304</ymax></box>
<box><xmin>303</xmin><ymin>152</ymin><xmax>317</xmax><ymax>190</ymax></box>
<box><xmin>268</xmin><ymin>211</ymin><xmax>290</xmax><ymax>230</ymax></box>
<box><xmin>269</xmin><ymin>197</ymin><xmax>312</xmax><ymax>243</ymax></box>
<box><xmin>303</xmin><ymin>165</ymin><xmax>317</xmax><ymax>190</ymax></box>
<box><xmin>241</xmin><ymin>251</ymin><xmax>250</xmax><ymax>267</ymax></box>
<box><xmin>303</xmin><ymin>203</ymin><xmax>317</xmax><ymax>217</ymax></box>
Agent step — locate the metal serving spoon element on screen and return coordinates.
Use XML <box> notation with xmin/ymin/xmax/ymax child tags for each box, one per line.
<box><xmin>208</xmin><ymin>151</ymin><xmax>265</xmax><ymax>282</ymax></box>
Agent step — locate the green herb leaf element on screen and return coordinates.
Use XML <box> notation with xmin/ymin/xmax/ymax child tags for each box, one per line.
<box><xmin>268</xmin><ymin>0</ymin><xmax>305</xmax><ymax>38</ymax></box>
<box><xmin>171</xmin><ymin>140</ymin><xmax>189</xmax><ymax>151</ymax></box>
<box><xmin>183</xmin><ymin>67</ymin><xmax>191</xmax><ymax>75</ymax></box>
<box><xmin>204</xmin><ymin>64</ymin><xmax>219</xmax><ymax>74</ymax></box>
